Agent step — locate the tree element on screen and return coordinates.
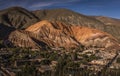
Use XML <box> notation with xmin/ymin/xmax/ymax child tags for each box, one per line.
<box><xmin>20</xmin><ymin>64</ymin><xmax>36</xmax><ymax>76</ymax></box>
<box><xmin>0</xmin><ymin>40</ymin><xmax>4</xmax><ymax>48</ymax></box>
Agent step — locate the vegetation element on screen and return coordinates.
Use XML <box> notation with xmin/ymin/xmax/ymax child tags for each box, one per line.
<box><xmin>0</xmin><ymin>47</ymin><xmax>120</xmax><ymax>76</ymax></box>
<box><xmin>0</xmin><ymin>40</ymin><xmax>4</xmax><ymax>48</ymax></box>
<box><xmin>117</xmin><ymin>57</ymin><xmax>120</xmax><ymax>63</ymax></box>
<box><xmin>18</xmin><ymin>64</ymin><xmax>36</xmax><ymax>76</ymax></box>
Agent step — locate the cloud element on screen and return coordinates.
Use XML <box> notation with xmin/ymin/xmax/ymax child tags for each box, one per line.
<box><xmin>31</xmin><ymin>2</ymin><xmax>58</xmax><ymax>8</ymax></box>
<box><xmin>0</xmin><ymin>0</ymin><xmax>80</xmax><ymax>10</ymax></box>
<box><xmin>30</xmin><ymin>0</ymin><xmax>79</xmax><ymax>8</ymax></box>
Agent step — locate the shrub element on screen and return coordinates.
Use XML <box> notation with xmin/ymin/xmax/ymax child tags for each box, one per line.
<box><xmin>117</xmin><ymin>57</ymin><xmax>120</xmax><ymax>63</ymax></box>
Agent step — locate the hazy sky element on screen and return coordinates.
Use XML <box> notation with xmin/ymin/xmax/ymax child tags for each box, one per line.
<box><xmin>0</xmin><ymin>0</ymin><xmax>120</xmax><ymax>19</ymax></box>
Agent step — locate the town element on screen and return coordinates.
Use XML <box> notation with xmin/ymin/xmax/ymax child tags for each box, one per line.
<box><xmin>0</xmin><ymin>46</ymin><xmax>120</xmax><ymax>76</ymax></box>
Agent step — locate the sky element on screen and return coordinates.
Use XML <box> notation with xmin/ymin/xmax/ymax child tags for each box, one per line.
<box><xmin>0</xmin><ymin>0</ymin><xmax>120</xmax><ymax>19</ymax></box>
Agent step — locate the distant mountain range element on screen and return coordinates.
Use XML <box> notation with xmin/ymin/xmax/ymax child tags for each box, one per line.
<box><xmin>0</xmin><ymin>7</ymin><xmax>120</xmax><ymax>51</ymax></box>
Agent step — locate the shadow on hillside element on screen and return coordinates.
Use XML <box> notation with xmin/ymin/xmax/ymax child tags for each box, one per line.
<box><xmin>0</xmin><ymin>23</ymin><xmax>15</xmax><ymax>39</ymax></box>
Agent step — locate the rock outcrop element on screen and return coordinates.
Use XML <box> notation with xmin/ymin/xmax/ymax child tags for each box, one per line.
<box><xmin>7</xmin><ymin>30</ymin><xmax>40</xmax><ymax>49</ymax></box>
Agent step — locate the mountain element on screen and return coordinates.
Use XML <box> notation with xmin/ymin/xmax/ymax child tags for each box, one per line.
<box><xmin>32</xmin><ymin>9</ymin><xmax>105</xmax><ymax>30</ymax></box>
<box><xmin>93</xmin><ymin>16</ymin><xmax>120</xmax><ymax>26</ymax></box>
<box><xmin>0</xmin><ymin>7</ymin><xmax>120</xmax><ymax>50</ymax></box>
<box><xmin>0</xmin><ymin>7</ymin><xmax>39</xmax><ymax>29</ymax></box>
<box><xmin>93</xmin><ymin>16</ymin><xmax>120</xmax><ymax>41</ymax></box>
<box><xmin>32</xmin><ymin>9</ymin><xmax>120</xmax><ymax>42</ymax></box>
<box><xmin>26</xmin><ymin>20</ymin><xmax>119</xmax><ymax>49</ymax></box>
<box><xmin>4</xmin><ymin>20</ymin><xmax>119</xmax><ymax>52</ymax></box>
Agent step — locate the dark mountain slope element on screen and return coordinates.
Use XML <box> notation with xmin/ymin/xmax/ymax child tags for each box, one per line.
<box><xmin>0</xmin><ymin>23</ymin><xmax>15</xmax><ymax>39</ymax></box>
<box><xmin>0</xmin><ymin>7</ymin><xmax>39</xmax><ymax>29</ymax></box>
<box><xmin>32</xmin><ymin>9</ymin><xmax>105</xmax><ymax>30</ymax></box>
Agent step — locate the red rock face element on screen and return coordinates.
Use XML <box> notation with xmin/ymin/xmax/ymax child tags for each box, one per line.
<box><xmin>25</xmin><ymin>20</ymin><xmax>80</xmax><ymax>49</ymax></box>
<box><xmin>5</xmin><ymin>20</ymin><xmax>120</xmax><ymax>51</ymax></box>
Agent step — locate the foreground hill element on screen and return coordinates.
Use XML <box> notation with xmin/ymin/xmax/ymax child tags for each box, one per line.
<box><xmin>5</xmin><ymin>20</ymin><xmax>119</xmax><ymax>51</ymax></box>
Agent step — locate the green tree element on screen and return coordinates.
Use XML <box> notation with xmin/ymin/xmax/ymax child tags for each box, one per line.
<box><xmin>20</xmin><ymin>64</ymin><xmax>36</xmax><ymax>76</ymax></box>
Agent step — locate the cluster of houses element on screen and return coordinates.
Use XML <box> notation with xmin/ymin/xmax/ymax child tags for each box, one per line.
<box><xmin>0</xmin><ymin>47</ymin><xmax>120</xmax><ymax>76</ymax></box>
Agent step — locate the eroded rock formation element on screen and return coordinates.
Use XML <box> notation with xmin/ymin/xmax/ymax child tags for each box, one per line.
<box><xmin>5</xmin><ymin>20</ymin><xmax>120</xmax><ymax>51</ymax></box>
